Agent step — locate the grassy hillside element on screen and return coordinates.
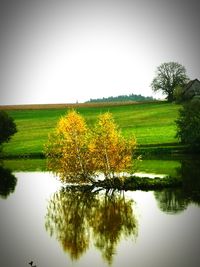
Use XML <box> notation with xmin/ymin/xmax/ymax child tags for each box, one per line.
<box><xmin>1</xmin><ymin>102</ymin><xmax>181</xmax><ymax>157</ymax></box>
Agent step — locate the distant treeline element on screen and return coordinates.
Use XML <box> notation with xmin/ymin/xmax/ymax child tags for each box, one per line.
<box><xmin>86</xmin><ymin>94</ymin><xmax>155</xmax><ymax>103</ymax></box>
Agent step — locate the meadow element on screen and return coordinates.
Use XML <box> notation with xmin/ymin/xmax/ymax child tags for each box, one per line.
<box><xmin>3</xmin><ymin>158</ymin><xmax>181</xmax><ymax>177</ymax></box>
<box><xmin>1</xmin><ymin>101</ymin><xmax>181</xmax><ymax>157</ymax></box>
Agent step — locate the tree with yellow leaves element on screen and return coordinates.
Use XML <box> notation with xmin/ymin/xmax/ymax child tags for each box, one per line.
<box><xmin>45</xmin><ymin>110</ymin><xmax>95</xmax><ymax>183</ymax></box>
<box><xmin>45</xmin><ymin>110</ymin><xmax>136</xmax><ymax>183</ymax></box>
<box><xmin>91</xmin><ymin>112</ymin><xmax>136</xmax><ymax>179</ymax></box>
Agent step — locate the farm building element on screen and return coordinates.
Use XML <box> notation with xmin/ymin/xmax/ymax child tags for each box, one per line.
<box><xmin>183</xmin><ymin>79</ymin><xmax>200</xmax><ymax>100</ymax></box>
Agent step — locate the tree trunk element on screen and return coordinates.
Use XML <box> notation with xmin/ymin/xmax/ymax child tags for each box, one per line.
<box><xmin>167</xmin><ymin>91</ymin><xmax>174</xmax><ymax>102</ymax></box>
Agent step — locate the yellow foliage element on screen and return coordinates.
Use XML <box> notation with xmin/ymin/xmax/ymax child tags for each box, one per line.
<box><xmin>90</xmin><ymin>112</ymin><xmax>136</xmax><ymax>178</ymax></box>
<box><xmin>44</xmin><ymin>110</ymin><xmax>95</xmax><ymax>183</ymax></box>
<box><xmin>45</xmin><ymin>110</ymin><xmax>137</xmax><ymax>183</ymax></box>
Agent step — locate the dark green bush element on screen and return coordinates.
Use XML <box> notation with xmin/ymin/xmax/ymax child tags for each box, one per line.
<box><xmin>176</xmin><ymin>99</ymin><xmax>200</xmax><ymax>151</ymax></box>
<box><xmin>0</xmin><ymin>111</ymin><xmax>17</xmax><ymax>146</ymax></box>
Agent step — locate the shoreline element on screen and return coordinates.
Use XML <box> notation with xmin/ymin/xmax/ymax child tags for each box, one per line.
<box><xmin>0</xmin><ymin>144</ymin><xmax>193</xmax><ymax>159</ymax></box>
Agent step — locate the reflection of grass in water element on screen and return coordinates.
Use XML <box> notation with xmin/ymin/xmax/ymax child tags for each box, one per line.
<box><xmin>2</xmin><ymin>159</ymin><xmax>47</xmax><ymax>172</ymax></box>
<box><xmin>136</xmin><ymin>159</ymin><xmax>181</xmax><ymax>176</ymax></box>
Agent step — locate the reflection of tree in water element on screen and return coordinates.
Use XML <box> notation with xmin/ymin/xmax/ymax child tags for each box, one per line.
<box><xmin>0</xmin><ymin>165</ymin><xmax>17</xmax><ymax>199</ymax></box>
<box><xmin>90</xmin><ymin>192</ymin><xmax>138</xmax><ymax>265</ymax></box>
<box><xmin>178</xmin><ymin>158</ymin><xmax>200</xmax><ymax>205</ymax></box>
<box><xmin>154</xmin><ymin>189</ymin><xmax>189</xmax><ymax>214</ymax></box>
<box><xmin>155</xmin><ymin>158</ymin><xmax>200</xmax><ymax>213</ymax></box>
<box><xmin>45</xmin><ymin>187</ymin><xmax>97</xmax><ymax>260</ymax></box>
<box><xmin>45</xmin><ymin>188</ymin><xmax>138</xmax><ymax>264</ymax></box>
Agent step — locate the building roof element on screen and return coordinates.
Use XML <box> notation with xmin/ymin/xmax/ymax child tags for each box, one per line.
<box><xmin>183</xmin><ymin>79</ymin><xmax>200</xmax><ymax>95</ymax></box>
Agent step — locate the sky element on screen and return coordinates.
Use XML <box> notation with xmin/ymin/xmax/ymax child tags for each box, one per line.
<box><xmin>0</xmin><ymin>0</ymin><xmax>200</xmax><ymax>105</ymax></box>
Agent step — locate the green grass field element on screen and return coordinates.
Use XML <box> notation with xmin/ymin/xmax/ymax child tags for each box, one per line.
<box><xmin>1</xmin><ymin>101</ymin><xmax>181</xmax><ymax>157</ymax></box>
<box><xmin>2</xmin><ymin>158</ymin><xmax>180</xmax><ymax>176</ymax></box>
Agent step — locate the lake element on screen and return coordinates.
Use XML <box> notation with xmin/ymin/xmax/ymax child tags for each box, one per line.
<box><xmin>0</xmin><ymin>157</ymin><xmax>200</xmax><ymax>267</ymax></box>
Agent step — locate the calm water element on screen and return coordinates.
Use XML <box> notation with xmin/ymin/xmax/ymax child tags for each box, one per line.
<box><xmin>0</xmin><ymin>158</ymin><xmax>200</xmax><ymax>267</ymax></box>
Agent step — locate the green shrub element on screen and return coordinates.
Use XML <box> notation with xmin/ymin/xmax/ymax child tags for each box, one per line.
<box><xmin>0</xmin><ymin>111</ymin><xmax>17</xmax><ymax>146</ymax></box>
<box><xmin>176</xmin><ymin>99</ymin><xmax>200</xmax><ymax>151</ymax></box>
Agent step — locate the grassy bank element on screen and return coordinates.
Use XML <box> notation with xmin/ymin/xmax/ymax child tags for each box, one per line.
<box><xmin>1</xmin><ymin>101</ymin><xmax>181</xmax><ymax>157</ymax></box>
<box><xmin>2</xmin><ymin>157</ymin><xmax>181</xmax><ymax>175</ymax></box>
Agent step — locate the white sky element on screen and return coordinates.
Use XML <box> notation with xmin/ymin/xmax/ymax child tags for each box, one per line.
<box><xmin>0</xmin><ymin>0</ymin><xmax>200</xmax><ymax>105</ymax></box>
